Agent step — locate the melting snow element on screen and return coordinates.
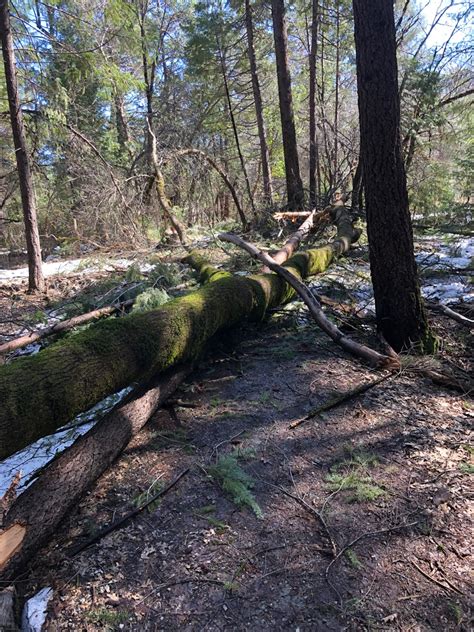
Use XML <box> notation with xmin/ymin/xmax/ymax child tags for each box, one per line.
<box><xmin>0</xmin><ymin>256</ymin><xmax>153</xmax><ymax>282</ymax></box>
<box><xmin>21</xmin><ymin>587</ymin><xmax>53</xmax><ymax>632</ymax></box>
<box><xmin>0</xmin><ymin>388</ymin><xmax>131</xmax><ymax>497</ymax></box>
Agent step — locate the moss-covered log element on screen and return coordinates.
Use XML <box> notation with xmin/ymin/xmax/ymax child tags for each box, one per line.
<box><xmin>0</xmin><ymin>211</ymin><xmax>359</xmax><ymax>460</ymax></box>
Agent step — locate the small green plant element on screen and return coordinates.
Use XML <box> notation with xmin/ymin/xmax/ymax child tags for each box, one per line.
<box><xmin>147</xmin><ymin>261</ymin><xmax>183</xmax><ymax>288</ymax></box>
<box><xmin>459</xmin><ymin>462</ymin><xmax>474</xmax><ymax>474</ymax></box>
<box><xmin>28</xmin><ymin>309</ymin><xmax>48</xmax><ymax>325</ymax></box>
<box><xmin>133</xmin><ymin>479</ymin><xmax>163</xmax><ymax>512</ymax></box>
<box><xmin>125</xmin><ymin>263</ymin><xmax>144</xmax><ymax>282</ymax></box>
<box><xmin>194</xmin><ymin>508</ymin><xmax>229</xmax><ymax>533</ymax></box>
<box><xmin>209</xmin><ymin>453</ymin><xmax>263</xmax><ymax>518</ymax></box>
<box><xmin>86</xmin><ymin>608</ymin><xmax>129</xmax><ymax>629</ymax></box>
<box><xmin>345</xmin><ymin>548</ymin><xmax>362</xmax><ymax>569</ymax></box>
<box><xmin>152</xmin><ymin>428</ymin><xmax>195</xmax><ymax>453</ymax></box>
<box><xmin>326</xmin><ymin>450</ymin><xmax>385</xmax><ymax>503</ymax></box>
<box><xmin>447</xmin><ymin>601</ymin><xmax>463</xmax><ymax>624</ymax></box>
<box><xmin>132</xmin><ymin>287</ymin><xmax>170</xmax><ymax>312</ymax></box>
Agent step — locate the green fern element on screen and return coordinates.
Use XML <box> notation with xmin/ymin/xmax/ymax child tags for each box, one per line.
<box><xmin>209</xmin><ymin>454</ymin><xmax>263</xmax><ymax>518</ymax></box>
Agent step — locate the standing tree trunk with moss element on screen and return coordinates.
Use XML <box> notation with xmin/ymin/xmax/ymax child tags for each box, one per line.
<box><xmin>0</xmin><ymin>0</ymin><xmax>44</xmax><ymax>293</ymax></box>
<box><xmin>352</xmin><ymin>0</ymin><xmax>432</xmax><ymax>351</ymax></box>
<box><xmin>271</xmin><ymin>0</ymin><xmax>304</xmax><ymax>210</ymax></box>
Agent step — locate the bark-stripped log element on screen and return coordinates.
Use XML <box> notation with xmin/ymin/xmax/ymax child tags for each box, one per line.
<box><xmin>0</xmin><ymin>365</ymin><xmax>191</xmax><ymax>581</ymax></box>
<box><xmin>0</xmin><ymin>210</ymin><xmax>359</xmax><ymax>460</ymax></box>
<box><xmin>266</xmin><ymin>208</ymin><xmax>331</xmax><ymax>270</ymax></box>
<box><xmin>0</xmin><ymin>300</ymin><xmax>134</xmax><ymax>356</ymax></box>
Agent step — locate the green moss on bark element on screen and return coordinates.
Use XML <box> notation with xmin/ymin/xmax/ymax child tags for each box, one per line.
<box><xmin>0</xmin><ymin>234</ymin><xmax>351</xmax><ymax>459</ymax></box>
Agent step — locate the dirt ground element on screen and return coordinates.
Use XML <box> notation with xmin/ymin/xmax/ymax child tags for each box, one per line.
<box><xmin>0</xmin><ymin>242</ymin><xmax>472</xmax><ymax>631</ymax></box>
<box><xmin>8</xmin><ymin>311</ymin><xmax>471</xmax><ymax>631</ymax></box>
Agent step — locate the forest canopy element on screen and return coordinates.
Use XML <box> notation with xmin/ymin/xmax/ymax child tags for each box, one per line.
<box><xmin>0</xmin><ymin>0</ymin><xmax>472</xmax><ymax>249</ymax></box>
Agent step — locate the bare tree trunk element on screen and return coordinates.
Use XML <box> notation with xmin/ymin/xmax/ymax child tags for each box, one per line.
<box><xmin>271</xmin><ymin>0</ymin><xmax>304</xmax><ymax>210</ymax></box>
<box><xmin>0</xmin><ymin>0</ymin><xmax>44</xmax><ymax>292</ymax></box>
<box><xmin>217</xmin><ymin>39</ymin><xmax>256</xmax><ymax>218</ymax></box>
<box><xmin>244</xmin><ymin>0</ymin><xmax>273</xmax><ymax>207</ymax></box>
<box><xmin>333</xmin><ymin>3</ymin><xmax>341</xmax><ymax>189</ymax></box>
<box><xmin>176</xmin><ymin>148</ymin><xmax>248</xmax><ymax>229</ymax></box>
<box><xmin>353</xmin><ymin>0</ymin><xmax>433</xmax><ymax>351</ymax></box>
<box><xmin>308</xmin><ymin>0</ymin><xmax>320</xmax><ymax>206</ymax></box>
<box><xmin>114</xmin><ymin>92</ymin><xmax>130</xmax><ymax>154</ymax></box>
<box><xmin>351</xmin><ymin>159</ymin><xmax>363</xmax><ymax>211</ymax></box>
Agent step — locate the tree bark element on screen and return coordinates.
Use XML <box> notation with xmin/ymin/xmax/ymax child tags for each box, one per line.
<box><xmin>308</xmin><ymin>0</ymin><xmax>320</xmax><ymax>205</ymax></box>
<box><xmin>333</xmin><ymin>3</ymin><xmax>341</xmax><ymax>189</ymax></box>
<box><xmin>148</xmin><ymin>123</ymin><xmax>187</xmax><ymax>244</ymax></box>
<box><xmin>351</xmin><ymin>159</ymin><xmax>363</xmax><ymax>212</ymax></box>
<box><xmin>352</xmin><ymin>0</ymin><xmax>433</xmax><ymax>351</ymax></box>
<box><xmin>0</xmin><ymin>365</ymin><xmax>191</xmax><ymax>581</ymax></box>
<box><xmin>271</xmin><ymin>0</ymin><xmax>304</xmax><ymax>210</ymax></box>
<box><xmin>0</xmin><ymin>216</ymin><xmax>360</xmax><ymax>460</ymax></box>
<box><xmin>245</xmin><ymin>0</ymin><xmax>273</xmax><ymax>207</ymax></box>
<box><xmin>0</xmin><ymin>0</ymin><xmax>44</xmax><ymax>293</ymax></box>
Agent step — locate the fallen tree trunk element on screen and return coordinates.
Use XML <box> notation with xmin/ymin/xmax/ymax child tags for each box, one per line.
<box><xmin>0</xmin><ymin>209</ymin><xmax>359</xmax><ymax>460</ymax></box>
<box><xmin>220</xmin><ymin>229</ymin><xmax>397</xmax><ymax>368</ymax></box>
<box><xmin>0</xmin><ymin>364</ymin><xmax>191</xmax><ymax>581</ymax></box>
<box><xmin>263</xmin><ymin>211</ymin><xmax>320</xmax><ymax>272</ymax></box>
<box><xmin>0</xmin><ymin>299</ymin><xmax>134</xmax><ymax>356</ymax></box>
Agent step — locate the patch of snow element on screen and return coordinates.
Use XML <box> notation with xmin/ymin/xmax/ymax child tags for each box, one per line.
<box><xmin>21</xmin><ymin>587</ymin><xmax>53</xmax><ymax>632</ymax></box>
<box><xmin>422</xmin><ymin>282</ymin><xmax>474</xmax><ymax>304</ymax></box>
<box><xmin>0</xmin><ymin>387</ymin><xmax>131</xmax><ymax>497</ymax></box>
<box><xmin>0</xmin><ymin>257</ymin><xmax>154</xmax><ymax>282</ymax></box>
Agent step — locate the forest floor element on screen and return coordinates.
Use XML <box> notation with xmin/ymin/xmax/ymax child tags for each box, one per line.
<box><xmin>0</xmin><ymin>229</ymin><xmax>473</xmax><ymax>631</ymax></box>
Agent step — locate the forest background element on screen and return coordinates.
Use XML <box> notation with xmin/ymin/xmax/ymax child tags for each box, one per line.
<box><xmin>0</xmin><ymin>0</ymin><xmax>472</xmax><ymax>251</ymax></box>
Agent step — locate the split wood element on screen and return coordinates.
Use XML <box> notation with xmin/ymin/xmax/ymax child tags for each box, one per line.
<box><xmin>219</xmin><ymin>232</ymin><xmax>399</xmax><ymax>369</ymax></box>
<box><xmin>289</xmin><ymin>373</ymin><xmax>392</xmax><ymax>429</ymax></box>
<box><xmin>68</xmin><ymin>468</ymin><xmax>190</xmax><ymax>557</ymax></box>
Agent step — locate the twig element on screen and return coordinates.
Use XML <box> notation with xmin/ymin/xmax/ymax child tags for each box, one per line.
<box><xmin>68</xmin><ymin>468</ymin><xmax>190</xmax><ymax>556</ymax></box>
<box><xmin>266</xmin><ymin>482</ymin><xmax>337</xmax><ymax>558</ymax></box>
<box><xmin>289</xmin><ymin>373</ymin><xmax>392</xmax><ymax>429</ymax></box>
<box><xmin>325</xmin><ymin>520</ymin><xmax>419</xmax><ymax>601</ymax></box>
<box><xmin>211</xmin><ymin>430</ymin><xmax>246</xmax><ymax>459</ymax></box>
<box><xmin>410</xmin><ymin>560</ymin><xmax>462</xmax><ymax>595</ymax></box>
<box><xmin>426</xmin><ymin>301</ymin><xmax>474</xmax><ymax>327</ymax></box>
